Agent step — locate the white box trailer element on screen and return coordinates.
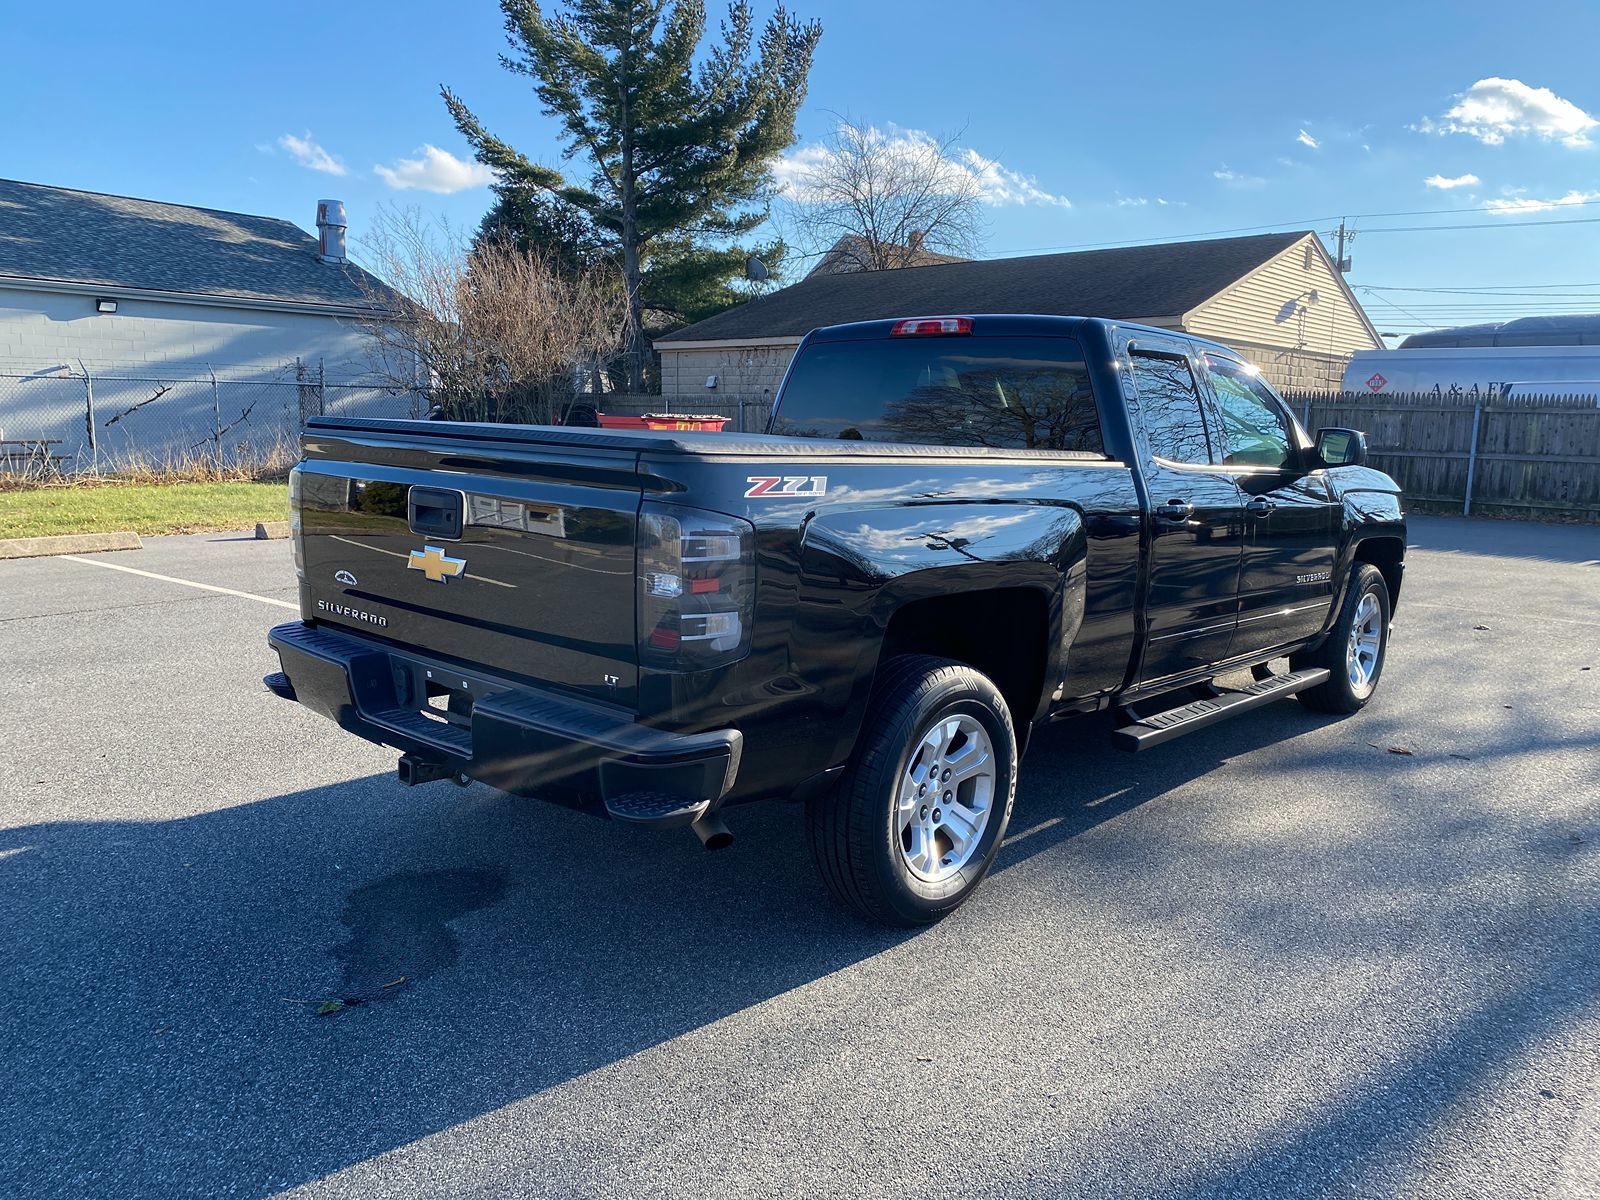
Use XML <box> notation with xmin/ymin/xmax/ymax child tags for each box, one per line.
<box><xmin>1341</xmin><ymin>346</ymin><xmax>1600</xmax><ymax>398</ymax></box>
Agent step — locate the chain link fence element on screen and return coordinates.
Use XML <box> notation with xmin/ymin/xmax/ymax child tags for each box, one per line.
<box><xmin>0</xmin><ymin>365</ymin><xmax>781</xmax><ymax>479</ymax></box>
<box><xmin>0</xmin><ymin>368</ymin><xmax>427</xmax><ymax>477</ymax></box>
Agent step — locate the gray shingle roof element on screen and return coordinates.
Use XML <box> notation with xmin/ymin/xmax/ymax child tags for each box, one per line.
<box><xmin>0</xmin><ymin>178</ymin><xmax>392</xmax><ymax>310</ymax></box>
<box><xmin>804</xmin><ymin>234</ymin><xmax>969</xmax><ymax>278</ymax></box>
<box><xmin>660</xmin><ymin>231</ymin><xmax>1308</xmax><ymax>343</ymax></box>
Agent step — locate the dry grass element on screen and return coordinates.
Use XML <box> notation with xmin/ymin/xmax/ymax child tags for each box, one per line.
<box><xmin>0</xmin><ymin>438</ymin><xmax>297</xmax><ymax>492</ymax></box>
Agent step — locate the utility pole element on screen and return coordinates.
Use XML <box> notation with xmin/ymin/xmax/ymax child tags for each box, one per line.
<box><xmin>1332</xmin><ymin>219</ymin><xmax>1353</xmax><ymax>274</ymax></box>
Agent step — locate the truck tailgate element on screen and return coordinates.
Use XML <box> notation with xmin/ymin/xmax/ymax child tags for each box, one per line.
<box><xmin>294</xmin><ymin>427</ymin><xmax>642</xmax><ymax>705</ymax></box>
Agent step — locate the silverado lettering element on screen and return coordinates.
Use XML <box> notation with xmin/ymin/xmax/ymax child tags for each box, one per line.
<box><xmin>315</xmin><ymin>599</ymin><xmax>387</xmax><ymax>628</ymax></box>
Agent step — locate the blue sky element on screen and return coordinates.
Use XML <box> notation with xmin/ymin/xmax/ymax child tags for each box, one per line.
<box><xmin>7</xmin><ymin>0</ymin><xmax>1600</xmax><ymax>338</ymax></box>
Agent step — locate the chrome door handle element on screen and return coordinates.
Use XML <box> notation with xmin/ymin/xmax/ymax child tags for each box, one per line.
<box><xmin>1245</xmin><ymin>496</ymin><xmax>1276</xmax><ymax>517</ymax></box>
<box><xmin>1155</xmin><ymin>499</ymin><xmax>1193</xmax><ymax>521</ymax></box>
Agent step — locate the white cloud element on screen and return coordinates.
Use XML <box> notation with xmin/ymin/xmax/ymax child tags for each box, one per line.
<box><xmin>374</xmin><ymin>145</ymin><xmax>497</xmax><ymax>194</ymax></box>
<box><xmin>1484</xmin><ymin>189</ymin><xmax>1600</xmax><ymax>214</ymax></box>
<box><xmin>1116</xmin><ymin>196</ymin><xmax>1181</xmax><ymax>207</ymax></box>
<box><xmin>277</xmin><ymin>132</ymin><xmax>347</xmax><ymax>177</ymax></box>
<box><xmin>1296</xmin><ymin>129</ymin><xmax>1320</xmax><ymax>149</ymax></box>
<box><xmin>1428</xmin><ymin>77</ymin><xmax>1597</xmax><ymax>147</ymax></box>
<box><xmin>958</xmin><ymin>148</ymin><xmax>1071</xmax><ymax>207</ymax></box>
<box><xmin>1213</xmin><ymin>167</ymin><xmax>1265</xmax><ymax>187</ymax></box>
<box><xmin>775</xmin><ymin>125</ymin><xmax>1069</xmax><ymax>209</ymax></box>
<box><xmin>1424</xmin><ymin>172</ymin><xmax>1481</xmax><ymax>189</ymax></box>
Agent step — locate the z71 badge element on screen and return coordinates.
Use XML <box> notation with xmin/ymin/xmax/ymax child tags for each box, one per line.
<box><xmin>745</xmin><ymin>475</ymin><xmax>828</xmax><ymax>499</ymax></box>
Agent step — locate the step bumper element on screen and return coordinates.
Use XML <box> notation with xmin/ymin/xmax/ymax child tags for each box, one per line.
<box><xmin>266</xmin><ymin>621</ymin><xmax>740</xmax><ymax>824</ymax></box>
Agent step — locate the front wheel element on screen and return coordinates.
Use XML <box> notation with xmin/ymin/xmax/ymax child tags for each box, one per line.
<box><xmin>1292</xmin><ymin>563</ymin><xmax>1391</xmax><ymax>713</ymax></box>
<box><xmin>807</xmin><ymin>655</ymin><xmax>1018</xmax><ymax>926</ymax></box>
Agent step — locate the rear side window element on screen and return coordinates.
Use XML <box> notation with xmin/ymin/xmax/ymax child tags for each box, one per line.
<box><xmin>771</xmin><ymin>336</ymin><xmax>1104</xmax><ymax>453</ymax></box>
<box><xmin>1128</xmin><ymin>352</ymin><xmax>1213</xmax><ymax>464</ymax></box>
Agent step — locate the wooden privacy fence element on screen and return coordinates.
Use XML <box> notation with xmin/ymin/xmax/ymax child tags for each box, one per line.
<box><xmin>1281</xmin><ymin>390</ymin><xmax>1600</xmax><ymax>522</ymax></box>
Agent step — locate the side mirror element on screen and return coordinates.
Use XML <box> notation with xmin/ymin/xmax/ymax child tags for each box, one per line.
<box><xmin>1314</xmin><ymin>427</ymin><xmax>1367</xmax><ymax>468</ymax></box>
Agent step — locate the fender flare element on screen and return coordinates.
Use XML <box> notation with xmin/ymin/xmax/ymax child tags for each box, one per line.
<box><xmin>795</xmin><ymin>502</ymin><xmax>1090</xmax><ymax>768</ymax></box>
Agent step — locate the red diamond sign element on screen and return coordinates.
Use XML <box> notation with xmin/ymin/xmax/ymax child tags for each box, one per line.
<box><xmin>1366</xmin><ymin>372</ymin><xmax>1388</xmax><ymax>393</ymax></box>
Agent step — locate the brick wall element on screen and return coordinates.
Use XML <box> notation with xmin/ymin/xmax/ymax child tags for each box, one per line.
<box><xmin>660</xmin><ymin>344</ymin><xmax>798</xmax><ymax>404</ymax></box>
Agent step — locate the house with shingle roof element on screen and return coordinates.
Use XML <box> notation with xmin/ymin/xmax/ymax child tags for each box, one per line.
<box><xmin>0</xmin><ymin>178</ymin><xmax>393</xmax><ymax>383</ymax></box>
<box><xmin>657</xmin><ymin>231</ymin><xmax>1382</xmax><ymax>405</ymax></box>
<box><xmin>0</xmin><ymin>178</ymin><xmax>415</xmax><ymax>465</ymax></box>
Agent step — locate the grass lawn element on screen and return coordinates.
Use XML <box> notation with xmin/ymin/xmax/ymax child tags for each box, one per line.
<box><xmin>0</xmin><ymin>481</ymin><xmax>290</xmax><ymax>539</ymax></box>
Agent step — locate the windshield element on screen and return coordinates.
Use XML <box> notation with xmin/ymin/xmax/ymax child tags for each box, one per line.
<box><xmin>770</xmin><ymin>336</ymin><xmax>1104</xmax><ymax>453</ymax></box>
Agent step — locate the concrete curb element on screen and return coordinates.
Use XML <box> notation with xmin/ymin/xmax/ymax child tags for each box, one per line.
<box><xmin>254</xmin><ymin>521</ymin><xmax>290</xmax><ymax>540</ymax></box>
<box><xmin>0</xmin><ymin>531</ymin><xmax>144</xmax><ymax>560</ymax></box>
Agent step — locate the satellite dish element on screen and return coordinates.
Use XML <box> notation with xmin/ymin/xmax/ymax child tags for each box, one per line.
<box><xmin>745</xmin><ymin>255</ymin><xmax>770</xmax><ymax>283</ymax></box>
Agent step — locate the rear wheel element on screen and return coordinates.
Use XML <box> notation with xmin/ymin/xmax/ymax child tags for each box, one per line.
<box><xmin>807</xmin><ymin>655</ymin><xmax>1017</xmax><ymax>926</ymax></box>
<box><xmin>1292</xmin><ymin>564</ymin><xmax>1391</xmax><ymax>713</ymax></box>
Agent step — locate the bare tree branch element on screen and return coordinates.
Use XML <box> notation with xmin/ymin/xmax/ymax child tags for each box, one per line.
<box><xmin>777</xmin><ymin>117</ymin><xmax>987</xmax><ymax>273</ymax></box>
<box><xmin>354</xmin><ymin>205</ymin><xmax>629</xmax><ymax>425</ymax></box>
<box><xmin>104</xmin><ymin>384</ymin><xmax>173</xmax><ymax>427</ymax></box>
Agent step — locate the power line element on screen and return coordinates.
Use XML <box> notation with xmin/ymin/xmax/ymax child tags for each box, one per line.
<box><xmin>1357</xmin><ymin>215</ymin><xmax>1600</xmax><ymax>234</ymax></box>
<box><xmin>1371</xmin><ymin>302</ymin><xmax>1600</xmax><ymax>306</ymax></box>
<box><xmin>1363</xmin><ymin>281</ymin><xmax>1600</xmax><ymax>293</ymax></box>
<box><xmin>1361</xmin><ymin>289</ymin><xmax>1435</xmax><ymax>330</ymax></box>
<box><xmin>988</xmin><ymin>197</ymin><xmax>1600</xmax><ymax>257</ymax></box>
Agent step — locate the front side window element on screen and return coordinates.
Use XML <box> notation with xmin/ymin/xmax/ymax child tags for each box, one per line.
<box><xmin>771</xmin><ymin>336</ymin><xmax>1104</xmax><ymax>453</ymax></box>
<box><xmin>1128</xmin><ymin>352</ymin><xmax>1213</xmax><ymax>465</ymax></box>
<box><xmin>1202</xmin><ymin>357</ymin><xmax>1295</xmax><ymax>469</ymax></box>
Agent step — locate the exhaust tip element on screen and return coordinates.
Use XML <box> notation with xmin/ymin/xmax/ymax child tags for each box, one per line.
<box><xmin>692</xmin><ymin>812</ymin><xmax>733</xmax><ymax>851</ymax></box>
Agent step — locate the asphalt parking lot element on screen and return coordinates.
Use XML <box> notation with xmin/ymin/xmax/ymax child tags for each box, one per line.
<box><xmin>1</xmin><ymin>516</ymin><xmax>1596</xmax><ymax>1199</ymax></box>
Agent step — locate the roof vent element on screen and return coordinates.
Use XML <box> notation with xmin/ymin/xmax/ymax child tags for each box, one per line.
<box><xmin>316</xmin><ymin>200</ymin><xmax>347</xmax><ymax>264</ymax></box>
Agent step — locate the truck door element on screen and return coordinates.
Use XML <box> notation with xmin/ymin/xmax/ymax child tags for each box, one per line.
<box><xmin>1196</xmin><ymin>354</ymin><xmax>1340</xmax><ymax>659</ymax></box>
<box><xmin>1123</xmin><ymin>341</ymin><xmax>1246</xmax><ymax>685</ymax></box>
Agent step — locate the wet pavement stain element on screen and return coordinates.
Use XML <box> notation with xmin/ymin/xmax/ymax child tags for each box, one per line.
<box><xmin>331</xmin><ymin>867</ymin><xmax>508</xmax><ymax>998</ymax></box>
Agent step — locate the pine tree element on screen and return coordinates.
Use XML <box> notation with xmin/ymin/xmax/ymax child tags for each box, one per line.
<box><xmin>445</xmin><ymin>0</ymin><xmax>821</xmax><ymax>391</ymax></box>
<box><xmin>475</xmin><ymin>184</ymin><xmax>614</xmax><ymax>276</ymax></box>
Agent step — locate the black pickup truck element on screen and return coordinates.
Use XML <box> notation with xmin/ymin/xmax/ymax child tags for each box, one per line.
<box><xmin>267</xmin><ymin>315</ymin><xmax>1404</xmax><ymax>925</ymax></box>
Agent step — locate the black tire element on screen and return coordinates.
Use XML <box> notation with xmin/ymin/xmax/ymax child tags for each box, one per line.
<box><xmin>1292</xmin><ymin>563</ymin><xmax>1391</xmax><ymax>714</ymax></box>
<box><xmin>807</xmin><ymin>655</ymin><xmax>1018</xmax><ymax>926</ymax></box>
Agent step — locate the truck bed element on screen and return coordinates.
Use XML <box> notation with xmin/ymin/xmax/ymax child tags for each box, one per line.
<box><xmin>304</xmin><ymin>417</ymin><xmax>1115</xmax><ymax>462</ymax></box>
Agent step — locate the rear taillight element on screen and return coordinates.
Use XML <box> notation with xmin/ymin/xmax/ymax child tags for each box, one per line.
<box><xmin>637</xmin><ymin>503</ymin><xmax>754</xmax><ymax>670</ymax></box>
<box><xmin>891</xmin><ymin>316</ymin><xmax>973</xmax><ymax>336</ymax></box>
<box><xmin>287</xmin><ymin>465</ymin><xmax>304</xmax><ymax>579</ymax></box>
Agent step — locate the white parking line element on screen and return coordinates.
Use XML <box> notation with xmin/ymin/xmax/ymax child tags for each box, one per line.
<box><xmin>1405</xmin><ymin>600</ymin><xmax>1600</xmax><ymax>629</ymax></box>
<box><xmin>60</xmin><ymin>555</ymin><xmax>299</xmax><ymax>610</ymax></box>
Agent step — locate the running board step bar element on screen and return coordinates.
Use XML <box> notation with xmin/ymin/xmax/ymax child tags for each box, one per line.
<box><xmin>1112</xmin><ymin>668</ymin><xmax>1331</xmax><ymax>752</ymax></box>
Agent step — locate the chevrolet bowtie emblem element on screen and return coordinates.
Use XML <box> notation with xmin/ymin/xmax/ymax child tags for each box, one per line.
<box><xmin>407</xmin><ymin>545</ymin><xmax>467</xmax><ymax>583</ymax></box>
